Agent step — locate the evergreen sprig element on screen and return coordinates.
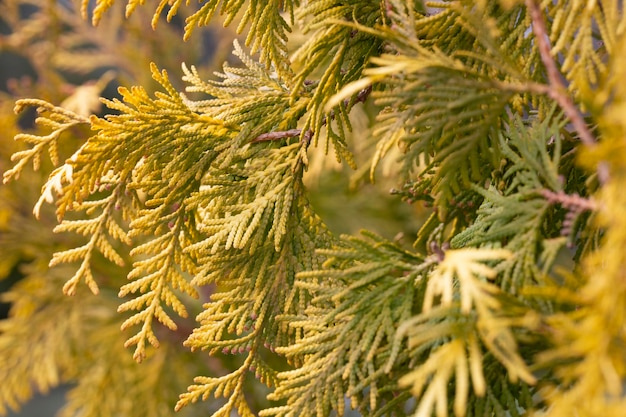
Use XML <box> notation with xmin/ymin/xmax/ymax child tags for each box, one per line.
<box><xmin>451</xmin><ymin>114</ymin><xmax>572</xmax><ymax>292</ymax></box>
<box><xmin>3</xmin><ymin>101</ymin><xmax>89</xmax><ymax>184</ymax></box>
<box><xmin>291</xmin><ymin>0</ymin><xmax>384</xmax><ymax>167</ymax></box>
<box><xmin>51</xmin><ymin>176</ymin><xmax>133</xmax><ymax>296</ymax></box>
<box><xmin>264</xmin><ymin>231</ymin><xmax>424</xmax><ymax>417</ymax></box>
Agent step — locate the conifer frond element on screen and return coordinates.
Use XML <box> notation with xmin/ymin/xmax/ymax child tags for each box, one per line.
<box><xmin>176</xmin><ymin>116</ymin><xmax>331</xmax><ymax>410</ymax></box>
<box><xmin>370</xmin><ymin>58</ymin><xmax>511</xmax><ymax>193</ymax></box>
<box><xmin>181</xmin><ymin>41</ymin><xmax>302</xmax><ymax>151</ymax></box>
<box><xmin>543</xmin><ymin>0</ymin><xmax>612</xmax><ymax>101</ymax></box>
<box><xmin>264</xmin><ymin>231</ymin><xmax>426</xmax><ymax>416</ymax></box>
<box><xmin>334</xmin><ymin>0</ymin><xmax>550</xmax><ymax>193</ymax></box>
<box><xmin>50</xmin><ymin>177</ymin><xmax>133</xmax><ymax>296</ymax></box>
<box><xmin>452</xmin><ymin>188</ymin><xmax>551</xmax><ymax>293</ymax></box>
<box><xmin>3</xmin><ymin>100</ymin><xmax>88</xmax><ymax>184</ymax></box>
<box><xmin>117</xmin><ymin>216</ymin><xmax>199</xmax><ymax>362</ymax></box>
<box><xmin>395</xmin><ymin>306</ymin><xmax>536</xmax><ymax>417</ymax></box>
<box><xmin>184</xmin><ymin>40</ymin><xmax>288</xmax><ymax>98</ymax></box>
<box><xmin>423</xmin><ymin>248</ymin><xmax>510</xmax><ymax>313</ymax></box>
<box><xmin>179</xmin><ymin>210</ymin><xmax>331</xmax><ymax>413</ymax></box>
<box><xmin>445</xmin><ymin>1</ymin><xmax>536</xmax><ymax>82</ymax></box>
<box><xmin>291</xmin><ymin>0</ymin><xmax>384</xmax><ymax>168</ymax></box>
<box><xmin>392</xmin><ymin>1</ymin><xmax>543</xmax><ymax>99</ymax></box>
<box><xmin>395</xmin><ymin>247</ymin><xmax>537</xmax><ymax>417</ymax></box>
<box><xmin>451</xmin><ymin>115</ymin><xmax>572</xmax><ymax>292</ymax></box>
<box><xmin>55</xmin><ymin>63</ymin><xmax>235</xmax><ymax>215</ymax></box>
<box><xmin>398</xmin><ymin>337</ymin><xmax>474</xmax><ymax>417</ymax></box>
<box><xmin>84</xmin><ymin>65</ymin><xmax>240</xmax><ymax>361</ymax></box>
<box><xmin>428</xmin><ymin>248</ymin><xmax>535</xmax><ymax>379</ymax></box>
<box><xmin>22</xmin><ymin>64</ymin><xmax>232</xmax><ymax>361</ymax></box>
<box><xmin>189</xmin><ymin>144</ymin><xmax>301</xmax><ymax>253</ymax></box>
<box><xmin>347</xmin><ymin>1</ymin><xmax>536</xmax><ymax>202</ymax></box>
<box><xmin>176</xmin><ymin>356</ymin><xmax>255</xmax><ymax>417</ymax></box>
<box><xmin>186</xmin><ymin>198</ymin><xmax>329</xmax><ymax>334</ymax></box>
<box><xmin>181</xmin><ymin>0</ymin><xmax>295</xmax><ymax>77</ymax></box>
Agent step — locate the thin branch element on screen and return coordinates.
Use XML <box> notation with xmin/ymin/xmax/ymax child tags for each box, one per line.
<box><xmin>251</xmin><ymin>86</ymin><xmax>372</xmax><ymax>144</ymax></box>
<box><xmin>251</xmin><ymin>129</ymin><xmax>302</xmax><ymax>143</ymax></box>
<box><xmin>540</xmin><ymin>189</ymin><xmax>598</xmax><ymax>212</ymax></box>
<box><xmin>525</xmin><ymin>0</ymin><xmax>596</xmax><ymax>148</ymax></box>
<box><xmin>493</xmin><ymin>79</ymin><xmax>550</xmax><ymax>96</ymax></box>
<box><xmin>541</xmin><ymin>189</ymin><xmax>598</xmax><ymax>243</ymax></box>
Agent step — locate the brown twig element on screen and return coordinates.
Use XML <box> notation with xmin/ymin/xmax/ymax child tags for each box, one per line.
<box><xmin>540</xmin><ymin>189</ymin><xmax>598</xmax><ymax>212</ymax></box>
<box><xmin>250</xmin><ymin>86</ymin><xmax>372</xmax><ymax>144</ymax></box>
<box><xmin>251</xmin><ymin>128</ymin><xmax>302</xmax><ymax>143</ymax></box>
<box><xmin>525</xmin><ymin>0</ymin><xmax>609</xmax><ymax>184</ymax></box>
<box><xmin>541</xmin><ymin>189</ymin><xmax>598</xmax><ymax>244</ymax></box>
<box><xmin>525</xmin><ymin>0</ymin><xmax>596</xmax><ymax>148</ymax></box>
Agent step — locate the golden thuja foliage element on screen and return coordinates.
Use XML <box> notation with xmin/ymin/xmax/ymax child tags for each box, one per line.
<box><xmin>1</xmin><ymin>1</ymin><xmax>625</xmax><ymax>417</ymax></box>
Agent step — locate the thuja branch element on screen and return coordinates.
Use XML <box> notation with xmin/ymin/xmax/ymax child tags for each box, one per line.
<box><xmin>525</xmin><ymin>0</ymin><xmax>596</xmax><ymax>149</ymax></box>
<box><xmin>3</xmin><ymin>100</ymin><xmax>90</xmax><ymax>183</ymax></box>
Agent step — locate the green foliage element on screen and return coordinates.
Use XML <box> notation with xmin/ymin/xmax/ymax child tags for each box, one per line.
<box><xmin>266</xmin><ymin>231</ymin><xmax>423</xmax><ymax>416</ymax></box>
<box><xmin>1</xmin><ymin>0</ymin><xmax>626</xmax><ymax>417</ymax></box>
